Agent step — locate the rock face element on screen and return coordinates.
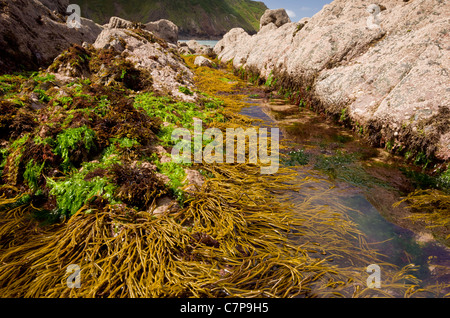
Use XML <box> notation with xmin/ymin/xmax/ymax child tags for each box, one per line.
<box><xmin>259</xmin><ymin>8</ymin><xmax>291</xmax><ymax>28</ymax></box>
<box><xmin>215</xmin><ymin>0</ymin><xmax>450</xmax><ymax>162</ymax></box>
<box><xmin>0</xmin><ymin>0</ymin><xmax>103</xmax><ymax>74</ymax></box>
<box><xmin>92</xmin><ymin>26</ymin><xmax>195</xmax><ymax>101</ymax></box>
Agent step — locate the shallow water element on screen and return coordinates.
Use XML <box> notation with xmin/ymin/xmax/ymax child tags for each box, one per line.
<box><xmin>241</xmin><ymin>98</ymin><xmax>450</xmax><ymax>290</ymax></box>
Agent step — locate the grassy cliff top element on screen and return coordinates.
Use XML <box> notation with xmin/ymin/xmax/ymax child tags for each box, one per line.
<box><xmin>73</xmin><ymin>0</ymin><xmax>268</xmax><ymax>38</ymax></box>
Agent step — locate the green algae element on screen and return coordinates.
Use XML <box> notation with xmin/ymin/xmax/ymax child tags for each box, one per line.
<box><xmin>54</xmin><ymin>126</ymin><xmax>97</xmax><ymax>171</ymax></box>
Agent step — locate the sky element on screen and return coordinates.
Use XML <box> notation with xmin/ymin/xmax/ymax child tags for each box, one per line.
<box><xmin>261</xmin><ymin>0</ymin><xmax>333</xmax><ymax>21</ymax></box>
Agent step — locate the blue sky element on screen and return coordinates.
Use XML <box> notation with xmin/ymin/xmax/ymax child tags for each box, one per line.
<box><xmin>261</xmin><ymin>0</ymin><xmax>332</xmax><ymax>21</ymax></box>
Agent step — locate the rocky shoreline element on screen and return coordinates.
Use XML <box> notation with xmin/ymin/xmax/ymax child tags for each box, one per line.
<box><xmin>0</xmin><ymin>0</ymin><xmax>449</xmax><ymax>298</ymax></box>
<box><xmin>1</xmin><ymin>0</ymin><xmax>448</xmax><ymax>173</ymax></box>
<box><xmin>214</xmin><ymin>0</ymin><xmax>450</xmax><ymax>169</ymax></box>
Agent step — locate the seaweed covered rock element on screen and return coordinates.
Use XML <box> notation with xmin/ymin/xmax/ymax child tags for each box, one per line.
<box><xmin>47</xmin><ymin>44</ymin><xmax>153</xmax><ymax>92</ymax></box>
<box><xmin>93</xmin><ymin>27</ymin><xmax>196</xmax><ymax>101</ymax></box>
<box><xmin>215</xmin><ymin>0</ymin><xmax>450</xmax><ymax>163</ymax></box>
<box><xmin>0</xmin><ymin>0</ymin><xmax>103</xmax><ymax>74</ymax></box>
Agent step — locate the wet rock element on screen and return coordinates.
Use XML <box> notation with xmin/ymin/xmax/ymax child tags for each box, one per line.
<box><xmin>215</xmin><ymin>0</ymin><xmax>450</xmax><ymax>161</ymax></box>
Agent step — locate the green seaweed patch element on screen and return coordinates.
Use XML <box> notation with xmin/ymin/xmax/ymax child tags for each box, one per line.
<box><xmin>154</xmin><ymin>158</ymin><xmax>187</xmax><ymax>204</ymax></box>
<box><xmin>179</xmin><ymin>86</ymin><xmax>193</xmax><ymax>96</ymax></box>
<box><xmin>314</xmin><ymin>151</ymin><xmax>389</xmax><ymax>188</ymax></box>
<box><xmin>0</xmin><ymin>147</ymin><xmax>8</xmax><ymax>171</ymax></box>
<box><xmin>43</xmin><ymin>147</ymin><xmax>124</xmax><ymax>219</ymax></box>
<box><xmin>23</xmin><ymin>159</ymin><xmax>45</xmax><ymax>192</ymax></box>
<box><xmin>0</xmin><ymin>71</ymin><xmax>54</xmax><ymax>98</ymax></box>
<box><xmin>47</xmin><ymin>173</ymin><xmax>117</xmax><ymax>218</ymax></box>
<box><xmin>1</xmin><ymin>134</ymin><xmax>30</xmax><ymax>185</ymax></box>
<box><xmin>332</xmin><ymin>134</ymin><xmax>354</xmax><ymax>144</ymax></box>
<box><xmin>264</xmin><ymin>71</ymin><xmax>278</xmax><ymax>89</ymax></box>
<box><xmin>53</xmin><ymin>126</ymin><xmax>97</xmax><ymax>171</ymax></box>
<box><xmin>401</xmin><ymin>167</ymin><xmax>450</xmax><ymax>193</ymax></box>
<box><xmin>0</xmin><ymin>74</ymin><xmax>27</xmax><ymax>98</ymax></box>
<box><xmin>134</xmin><ymin>92</ymin><xmax>224</xmax><ymax>129</ymax></box>
<box><xmin>283</xmin><ymin>149</ymin><xmax>310</xmax><ymax>167</ymax></box>
<box><xmin>110</xmin><ymin>137</ymin><xmax>140</xmax><ymax>149</ymax></box>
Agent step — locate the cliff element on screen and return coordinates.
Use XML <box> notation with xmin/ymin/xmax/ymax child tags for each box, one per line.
<box><xmin>72</xmin><ymin>0</ymin><xmax>268</xmax><ymax>39</ymax></box>
<box><xmin>215</xmin><ymin>1</ymin><xmax>450</xmax><ymax>164</ymax></box>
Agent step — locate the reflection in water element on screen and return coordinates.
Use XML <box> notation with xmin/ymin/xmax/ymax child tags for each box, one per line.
<box><xmin>240</xmin><ymin>98</ymin><xmax>450</xmax><ymax>291</ymax></box>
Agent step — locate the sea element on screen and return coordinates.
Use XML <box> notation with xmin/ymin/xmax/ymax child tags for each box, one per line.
<box><xmin>178</xmin><ymin>40</ymin><xmax>220</xmax><ymax>48</ymax></box>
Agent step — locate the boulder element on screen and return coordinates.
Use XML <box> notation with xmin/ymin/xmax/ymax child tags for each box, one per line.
<box><xmin>213</xmin><ymin>28</ymin><xmax>250</xmax><ymax>65</ymax></box>
<box><xmin>183</xmin><ymin>169</ymin><xmax>205</xmax><ymax>193</ymax></box>
<box><xmin>107</xmin><ymin>17</ymin><xmax>179</xmax><ymax>45</ymax></box>
<box><xmin>260</xmin><ymin>9</ymin><xmax>291</xmax><ymax>29</ymax></box>
<box><xmin>0</xmin><ymin>0</ymin><xmax>103</xmax><ymax>74</ymax></box>
<box><xmin>93</xmin><ymin>28</ymin><xmax>196</xmax><ymax>101</ymax></box>
<box><xmin>181</xmin><ymin>40</ymin><xmax>214</xmax><ymax>56</ymax></box>
<box><xmin>107</xmin><ymin>16</ymin><xmax>134</xmax><ymax>29</ymax></box>
<box><xmin>145</xmin><ymin>19</ymin><xmax>179</xmax><ymax>44</ymax></box>
<box><xmin>216</xmin><ymin>0</ymin><xmax>450</xmax><ymax>162</ymax></box>
<box><xmin>151</xmin><ymin>196</ymin><xmax>180</xmax><ymax>216</ymax></box>
<box><xmin>194</xmin><ymin>56</ymin><xmax>213</xmax><ymax>68</ymax></box>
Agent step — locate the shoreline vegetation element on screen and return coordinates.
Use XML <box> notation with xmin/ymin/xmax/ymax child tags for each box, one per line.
<box><xmin>0</xmin><ymin>38</ymin><xmax>448</xmax><ymax>297</ymax></box>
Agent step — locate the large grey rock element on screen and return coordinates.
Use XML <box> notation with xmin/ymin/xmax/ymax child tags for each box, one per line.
<box><xmin>214</xmin><ymin>28</ymin><xmax>250</xmax><ymax>64</ymax></box>
<box><xmin>0</xmin><ymin>0</ymin><xmax>103</xmax><ymax>73</ymax></box>
<box><xmin>106</xmin><ymin>17</ymin><xmax>179</xmax><ymax>45</ymax></box>
<box><xmin>215</xmin><ymin>0</ymin><xmax>450</xmax><ymax>161</ymax></box>
<box><xmin>93</xmin><ymin>28</ymin><xmax>196</xmax><ymax>101</ymax></box>
<box><xmin>145</xmin><ymin>19</ymin><xmax>179</xmax><ymax>44</ymax></box>
<box><xmin>260</xmin><ymin>9</ymin><xmax>291</xmax><ymax>29</ymax></box>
